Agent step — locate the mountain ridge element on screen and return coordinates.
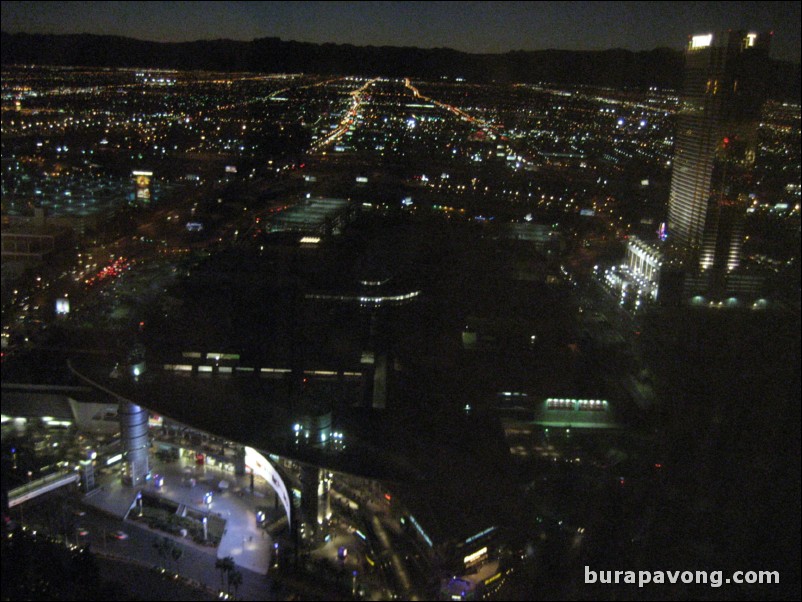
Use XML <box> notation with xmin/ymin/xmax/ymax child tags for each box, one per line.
<box><xmin>2</xmin><ymin>31</ymin><xmax>799</xmax><ymax>99</ymax></box>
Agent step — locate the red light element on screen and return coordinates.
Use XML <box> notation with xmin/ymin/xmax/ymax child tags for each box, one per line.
<box><xmin>723</xmin><ymin>137</ymin><xmax>730</xmax><ymax>145</ymax></box>
<box><xmin>654</xmin><ymin>463</ymin><xmax>662</xmax><ymax>469</ymax></box>
<box><xmin>384</xmin><ymin>493</ymin><xmax>392</xmax><ymax>501</ymax></box>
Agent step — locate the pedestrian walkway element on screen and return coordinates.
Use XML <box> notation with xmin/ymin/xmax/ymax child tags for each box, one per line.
<box><xmin>83</xmin><ymin>476</ymin><xmax>139</xmax><ymax>518</ymax></box>
<box><xmin>84</xmin><ymin>448</ymin><xmax>277</xmax><ymax>575</ymax></box>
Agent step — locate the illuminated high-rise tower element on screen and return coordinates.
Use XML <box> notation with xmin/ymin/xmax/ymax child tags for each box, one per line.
<box><xmin>667</xmin><ymin>31</ymin><xmax>770</xmax><ymax>275</ymax></box>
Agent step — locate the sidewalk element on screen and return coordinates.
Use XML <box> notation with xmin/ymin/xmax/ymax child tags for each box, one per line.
<box><xmin>85</xmin><ymin>450</ymin><xmax>276</xmax><ymax>575</ymax></box>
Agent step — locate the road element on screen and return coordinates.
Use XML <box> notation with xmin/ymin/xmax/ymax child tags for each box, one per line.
<box><xmin>404</xmin><ymin>77</ymin><xmax>502</xmax><ymax>137</ymax></box>
<box><xmin>312</xmin><ymin>78</ymin><xmax>379</xmax><ymax>152</ymax></box>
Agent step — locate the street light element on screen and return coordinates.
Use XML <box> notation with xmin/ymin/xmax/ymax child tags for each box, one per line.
<box><xmin>271</xmin><ymin>542</ymin><xmax>280</xmax><ymax>569</ymax></box>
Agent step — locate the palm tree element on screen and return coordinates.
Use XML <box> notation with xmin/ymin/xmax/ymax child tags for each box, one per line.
<box><xmin>153</xmin><ymin>537</ymin><xmax>169</xmax><ymax>569</ymax></box>
<box><xmin>214</xmin><ymin>557</ymin><xmax>225</xmax><ymax>590</ymax></box>
<box><xmin>228</xmin><ymin>569</ymin><xmax>243</xmax><ymax>597</ymax></box>
<box><xmin>170</xmin><ymin>544</ymin><xmax>183</xmax><ymax>574</ymax></box>
<box><xmin>215</xmin><ymin>556</ymin><xmax>235</xmax><ymax>592</ymax></box>
<box><xmin>69</xmin><ymin>544</ymin><xmax>100</xmax><ymax>596</ymax></box>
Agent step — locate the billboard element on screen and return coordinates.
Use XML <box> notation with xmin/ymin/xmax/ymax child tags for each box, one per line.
<box><xmin>55</xmin><ymin>298</ymin><xmax>70</xmax><ymax>315</ymax></box>
<box><xmin>244</xmin><ymin>446</ymin><xmax>291</xmax><ymax>525</ymax></box>
<box><xmin>132</xmin><ymin>170</ymin><xmax>153</xmax><ymax>202</ymax></box>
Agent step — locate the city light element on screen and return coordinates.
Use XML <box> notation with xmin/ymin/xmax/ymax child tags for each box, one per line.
<box><xmin>691</xmin><ymin>34</ymin><xmax>713</xmax><ymax>48</ymax></box>
<box><xmin>1</xmin><ymin>19</ymin><xmax>797</xmax><ymax>602</ymax></box>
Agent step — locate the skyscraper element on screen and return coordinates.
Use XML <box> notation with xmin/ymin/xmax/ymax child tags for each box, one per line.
<box><xmin>667</xmin><ymin>31</ymin><xmax>770</xmax><ymax>278</ymax></box>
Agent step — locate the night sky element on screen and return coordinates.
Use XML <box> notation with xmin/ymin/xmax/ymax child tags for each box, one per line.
<box><xmin>2</xmin><ymin>1</ymin><xmax>800</xmax><ymax>62</ymax></box>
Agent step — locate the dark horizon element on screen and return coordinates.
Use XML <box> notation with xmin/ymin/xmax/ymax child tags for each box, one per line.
<box><xmin>4</xmin><ymin>30</ymin><xmax>800</xmax><ymax>101</ymax></box>
<box><xmin>1</xmin><ymin>1</ymin><xmax>800</xmax><ymax>63</ymax></box>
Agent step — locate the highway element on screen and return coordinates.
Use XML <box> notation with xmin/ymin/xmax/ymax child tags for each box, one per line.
<box><xmin>312</xmin><ymin>78</ymin><xmax>379</xmax><ymax>152</ymax></box>
<box><xmin>404</xmin><ymin>77</ymin><xmax>502</xmax><ymax>137</ymax></box>
<box><xmin>370</xmin><ymin>514</ymin><xmax>418</xmax><ymax>600</ymax></box>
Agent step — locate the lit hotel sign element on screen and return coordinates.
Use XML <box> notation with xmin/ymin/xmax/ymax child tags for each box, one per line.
<box><xmin>464</xmin><ymin>546</ymin><xmax>488</xmax><ymax>567</ymax></box>
<box><xmin>244</xmin><ymin>446</ymin><xmax>291</xmax><ymax>525</ymax></box>
<box><xmin>55</xmin><ymin>298</ymin><xmax>70</xmax><ymax>315</ymax></box>
<box><xmin>132</xmin><ymin>170</ymin><xmax>153</xmax><ymax>201</ymax></box>
<box><xmin>690</xmin><ymin>34</ymin><xmax>713</xmax><ymax>49</ymax></box>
